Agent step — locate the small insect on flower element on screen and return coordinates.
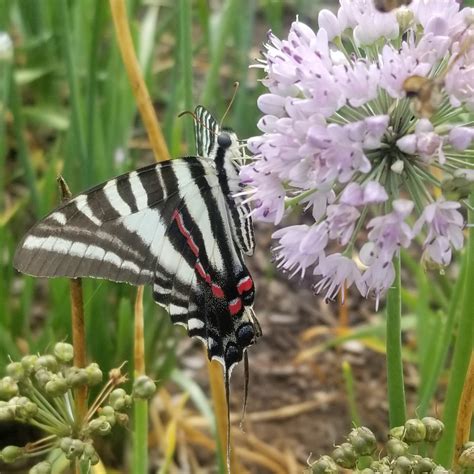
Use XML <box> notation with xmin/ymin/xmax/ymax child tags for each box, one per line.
<box><xmin>243</xmin><ymin>0</ymin><xmax>474</xmax><ymax>307</ymax></box>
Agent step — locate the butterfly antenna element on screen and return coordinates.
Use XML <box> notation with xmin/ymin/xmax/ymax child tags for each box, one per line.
<box><xmin>240</xmin><ymin>351</ymin><xmax>250</xmax><ymax>431</ymax></box>
<box><xmin>178</xmin><ymin>109</ymin><xmax>218</xmax><ymax>136</ymax></box>
<box><xmin>220</xmin><ymin>81</ymin><xmax>239</xmax><ymax>128</ymax></box>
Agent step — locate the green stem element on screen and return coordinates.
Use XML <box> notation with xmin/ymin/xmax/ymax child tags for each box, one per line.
<box><xmin>435</xmin><ymin>192</ymin><xmax>474</xmax><ymax>467</ymax></box>
<box><xmin>56</xmin><ymin>0</ymin><xmax>89</xmax><ymax>187</ymax></box>
<box><xmin>9</xmin><ymin>66</ymin><xmax>40</xmax><ymax>216</ymax></box>
<box><xmin>133</xmin><ymin>399</ymin><xmax>148</xmax><ymax>474</ymax></box>
<box><xmin>178</xmin><ymin>0</ymin><xmax>194</xmax><ymax>152</ymax></box>
<box><xmin>386</xmin><ymin>253</ymin><xmax>407</xmax><ymax>427</ymax></box>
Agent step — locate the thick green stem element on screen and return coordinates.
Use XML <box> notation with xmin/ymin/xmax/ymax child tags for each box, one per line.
<box><xmin>386</xmin><ymin>253</ymin><xmax>407</xmax><ymax>427</ymax></box>
<box><xmin>133</xmin><ymin>399</ymin><xmax>149</xmax><ymax>474</ymax></box>
<box><xmin>435</xmin><ymin>192</ymin><xmax>474</xmax><ymax>467</ymax></box>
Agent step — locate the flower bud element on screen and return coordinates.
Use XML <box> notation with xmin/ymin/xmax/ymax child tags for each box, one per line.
<box><xmin>21</xmin><ymin>355</ymin><xmax>38</xmax><ymax>374</ymax></box>
<box><xmin>85</xmin><ymin>363</ymin><xmax>103</xmax><ymax>386</ymax></box>
<box><xmin>34</xmin><ymin>355</ymin><xmax>58</xmax><ymax>373</ymax></box>
<box><xmin>393</xmin><ymin>456</ymin><xmax>412</xmax><ymax>473</ymax></box>
<box><xmin>133</xmin><ymin>375</ymin><xmax>156</xmax><ymax>400</ymax></box>
<box><xmin>0</xmin><ymin>406</ymin><xmax>14</xmax><ymax>421</ymax></box>
<box><xmin>29</xmin><ymin>461</ymin><xmax>52</xmax><ymax>474</ymax></box>
<box><xmin>12</xmin><ymin>397</ymin><xmax>38</xmax><ymax>419</ymax></box>
<box><xmin>359</xmin><ymin>470</ymin><xmax>374</xmax><ymax>474</ymax></box>
<box><xmin>389</xmin><ymin>426</ymin><xmax>405</xmax><ymax>440</ymax></box>
<box><xmin>99</xmin><ymin>405</ymin><xmax>116</xmax><ymax>425</ymax></box>
<box><xmin>59</xmin><ymin>437</ymin><xmax>73</xmax><ymax>453</ymax></box>
<box><xmin>412</xmin><ymin>457</ymin><xmax>435</xmax><ymax>473</ymax></box>
<box><xmin>0</xmin><ymin>377</ymin><xmax>19</xmax><ymax>400</ymax></box>
<box><xmin>459</xmin><ymin>445</ymin><xmax>474</xmax><ymax>468</ymax></box>
<box><xmin>1</xmin><ymin>445</ymin><xmax>24</xmax><ymax>463</ymax></box>
<box><xmin>421</xmin><ymin>417</ymin><xmax>444</xmax><ymax>443</ymax></box>
<box><xmin>370</xmin><ymin>460</ymin><xmax>391</xmax><ymax>472</ymax></box>
<box><xmin>64</xmin><ymin>439</ymin><xmax>84</xmax><ymax>460</ymax></box>
<box><xmin>109</xmin><ymin>388</ymin><xmax>131</xmax><ymax>411</ymax></box>
<box><xmin>87</xmin><ymin>416</ymin><xmax>112</xmax><ymax>436</ymax></box>
<box><xmin>35</xmin><ymin>369</ymin><xmax>53</xmax><ymax>386</ymax></box>
<box><xmin>396</xmin><ymin>7</ymin><xmax>414</xmax><ymax>32</ymax></box>
<box><xmin>82</xmin><ymin>443</ymin><xmax>100</xmax><ymax>465</ymax></box>
<box><xmin>6</xmin><ymin>362</ymin><xmax>25</xmax><ymax>381</ymax></box>
<box><xmin>65</xmin><ymin>367</ymin><xmax>88</xmax><ymax>388</ymax></box>
<box><xmin>311</xmin><ymin>455</ymin><xmax>338</xmax><ymax>473</ymax></box>
<box><xmin>115</xmin><ymin>412</ymin><xmax>129</xmax><ymax>425</ymax></box>
<box><xmin>386</xmin><ymin>438</ymin><xmax>409</xmax><ymax>458</ymax></box>
<box><xmin>348</xmin><ymin>426</ymin><xmax>377</xmax><ymax>456</ymax></box>
<box><xmin>404</xmin><ymin>419</ymin><xmax>426</xmax><ymax>443</ymax></box>
<box><xmin>45</xmin><ymin>376</ymin><xmax>69</xmax><ymax>397</ymax></box>
<box><xmin>53</xmin><ymin>343</ymin><xmax>74</xmax><ymax>363</ymax></box>
<box><xmin>331</xmin><ymin>442</ymin><xmax>357</xmax><ymax>469</ymax></box>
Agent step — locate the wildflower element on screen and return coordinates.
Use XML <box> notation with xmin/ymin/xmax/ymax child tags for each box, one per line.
<box><xmin>243</xmin><ymin>0</ymin><xmax>473</xmax><ymax>304</ymax></box>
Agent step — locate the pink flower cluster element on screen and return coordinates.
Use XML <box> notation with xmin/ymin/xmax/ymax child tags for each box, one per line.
<box><xmin>242</xmin><ymin>0</ymin><xmax>473</xmax><ymax>307</ymax></box>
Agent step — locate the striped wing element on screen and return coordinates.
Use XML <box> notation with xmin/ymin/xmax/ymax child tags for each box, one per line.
<box><xmin>194</xmin><ymin>105</ymin><xmax>219</xmax><ymax>157</ymax></box>
<box><xmin>14</xmin><ymin>159</ymin><xmax>212</xmax><ymax>285</ymax></box>
<box><xmin>151</xmin><ymin>158</ymin><xmax>259</xmax><ymax>370</ymax></box>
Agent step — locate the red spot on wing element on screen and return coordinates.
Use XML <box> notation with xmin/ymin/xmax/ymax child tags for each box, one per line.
<box><xmin>211</xmin><ymin>283</ymin><xmax>224</xmax><ymax>299</ymax></box>
<box><xmin>228</xmin><ymin>298</ymin><xmax>242</xmax><ymax>316</ymax></box>
<box><xmin>237</xmin><ymin>276</ymin><xmax>253</xmax><ymax>295</ymax></box>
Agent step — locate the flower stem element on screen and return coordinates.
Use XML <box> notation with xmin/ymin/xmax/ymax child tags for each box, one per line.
<box><xmin>133</xmin><ymin>286</ymin><xmax>148</xmax><ymax>474</ymax></box>
<box><xmin>435</xmin><ymin>192</ymin><xmax>474</xmax><ymax>467</ymax></box>
<box><xmin>386</xmin><ymin>253</ymin><xmax>406</xmax><ymax>427</ymax></box>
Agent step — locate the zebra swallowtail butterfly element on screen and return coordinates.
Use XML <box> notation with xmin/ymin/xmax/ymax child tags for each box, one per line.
<box><xmin>14</xmin><ymin>106</ymin><xmax>261</xmax><ymax>378</ymax></box>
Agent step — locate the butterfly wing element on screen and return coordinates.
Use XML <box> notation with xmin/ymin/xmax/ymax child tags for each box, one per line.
<box><xmin>194</xmin><ymin>105</ymin><xmax>220</xmax><ymax>157</ymax></box>
<box><xmin>13</xmin><ymin>159</ymin><xmax>213</xmax><ymax>285</ymax></box>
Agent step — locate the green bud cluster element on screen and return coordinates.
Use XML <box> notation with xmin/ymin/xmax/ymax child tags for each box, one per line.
<box><xmin>0</xmin><ymin>342</ymin><xmax>151</xmax><ymax>472</ymax></box>
<box><xmin>310</xmin><ymin>418</ymin><xmax>449</xmax><ymax>473</ymax></box>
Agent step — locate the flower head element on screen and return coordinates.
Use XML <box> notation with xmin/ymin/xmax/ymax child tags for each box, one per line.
<box><xmin>243</xmin><ymin>0</ymin><xmax>473</xmax><ymax>305</ymax></box>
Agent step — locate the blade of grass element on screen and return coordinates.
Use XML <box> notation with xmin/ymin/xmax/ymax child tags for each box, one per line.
<box><xmin>386</xmin><ymin>253</ymin><xmax>406</xmax><ymax>427</ymax></box>
<box><xmin>55</xmin><ymin>0</ymin><xmax>89</xmax><ymax>187</ymax></box>
<box><xmin>200</xmin><ymin>0</ymin><xmax>239</xmax><ymax>106</ymax></box>
<box><xmin>435</xmin><ymin>192</ymin><xmax>474</xmax><ymax>467</ymax></box>
<box><xmin>178</xmin><ymin>0</ymin><xmax>194</xmax><ymax>151</ymax></box>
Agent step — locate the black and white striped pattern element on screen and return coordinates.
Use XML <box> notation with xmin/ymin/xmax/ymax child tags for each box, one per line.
<box><xmin>14</xmin><ymin>106</ymin><xmax>259</xmax><ymax>374</ymax></box>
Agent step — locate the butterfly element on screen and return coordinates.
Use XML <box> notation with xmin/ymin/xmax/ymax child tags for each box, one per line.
<box><xmin>14</xmin><ymin>106</ymin><xmax>261</xmax><ymax>384</ymax></box>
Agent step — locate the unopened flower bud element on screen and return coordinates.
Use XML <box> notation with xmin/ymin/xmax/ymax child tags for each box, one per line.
<box><xmin>331</xmin><ymin>442</ymin><xmax>357</xmax><ymax>469</ymax></box>
<box><xmin>396</xmin><ymin>7</ymin><xmax>414</xmax><ymax>32</ymax></box>
<box><xmin>133</xmin><ymin>375</ymin><xmax>156</xmax><ymax>399</ymax></box>
<box><xmin>29</xmin><ymin>461</ymin><xmax>52</xmax><ymax>474</ymax></box>
<box><xmin>82</xmin><ymin>443</ymin><xmax>100</xmax><ymax>465</ymax></box>
<box><xmin>421</xmin><ymin>417</ymin><xmax>444</xmax><ymax>443</ymax></box>
<box><xmin>65</xmin><ymin>439</ymin><xmax>84</xmax><ymax>460</ymax></box>
<box><xmin>45</xmin><ymin>376</ymin><xmax>69</xmax><ymax>397</ymax></box>
<box><xmin>109</xmin><ymin>388</ymin><xmax>131</xmax><ymax>411</ymax></box>
<box><xmin>65</xmin><ymin>367</ymin><xmax>88</xmax><ymax>388</ymax></box>
<box><xmin>35</xmin><ymin>369</ymin><xmax>53</xmax><ymax>386</ymax></box>
<box><xmin>386</xmin><ymin>438</ymin><xmax>409</xmax><ymax>458</ymax></box>
<box><xmin>115</xmin><ymin>412</ymin><xmax>129</xmax><ymax>425</ymax></box>
<box><xmin>6</xmin><ymin>362</ymin><xmax>25</xmax><ymax>381</ymax></box>
<box><xmin>0</xmin><ymin>377</ymin><xmax>19</xmax><ymax>400</ymax></box>
<box><xmin>1</xmin><ymin>445</ymin><xmax>24</xmax><ymax>463</ymax></box>
<box><xmin>59</xmin><ymin>437</ymin><xmax>73</xmax><ymax>453</ymax></box>
<box><xmin>311</xmin><ymin>454</ymin><xmax>338</xmax><ymax>473</ymax></box>
<box><xmin>348</xmin><ymin>426</ymin><xmax>377</xmax><ymax>456</ymax></box>
<box><xmin>393</xmin><ymin>456</ymin><xmax>412</xmax><ymax>473</ymax></box>
<box><xmin>459</xmin><ymin>445</ymin><xmax>474</xmax><ymax>468</ymax></box>
<box><xmin>413</xmin><ymin>457</ymin><xmax>435</xmax><ymax>473</ymax></box>
<box><xmin>404</xmin><ymin>419</ymin><xmax>426</xmax><ymax>443</ymax></box>
<box><xmin>34</xmin><ymin>355</ymin><xmax>58</xmax><ymax>373</ymax></box>
<box><xmin>359</xmin><ymin>469</ymin><xmax>374</xmax><ymax>474</ymax></box>
<box><xmin>99</xmin><ymin>405</ymin><xmax>116</xmax><ymax>426</ymax></box>
<box><xmin>371</xmin><ymin>461</ymin><xmax>390</xmax><ymax>472</ymax></box>
<box><xmin>85</xmin><ymin>363</ymin><xmax>103</xmax><ymax>386</ymax></box>
<box><xmin>53</xmin><ymin>343</ymin><xmax>74</xmax><ymax>363</ymax></box>
<box><xmin>0</xmin><ymin>406</ymin><xmax>14</xmax><ymax>421</ymax></box>
<box><xmin>389</xmin><ymin>426</ymin><xmax>405</xmax><ymax>440</ymax></box>
<box><xmin>88</xmin><ymin>416</ymin><xmax>111</xmax><ymax>436</ymax></box>
<box><xmin>21</xmin><ymin>355</ymin><xmax>38</xmax><ymax>374</ymax></box>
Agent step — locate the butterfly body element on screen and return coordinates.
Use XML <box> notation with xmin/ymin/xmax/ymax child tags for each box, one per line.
<box><xmin>14</xmin><ymin>106</ymin><xmax>259</xmax><ymax>374</ymax></box>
